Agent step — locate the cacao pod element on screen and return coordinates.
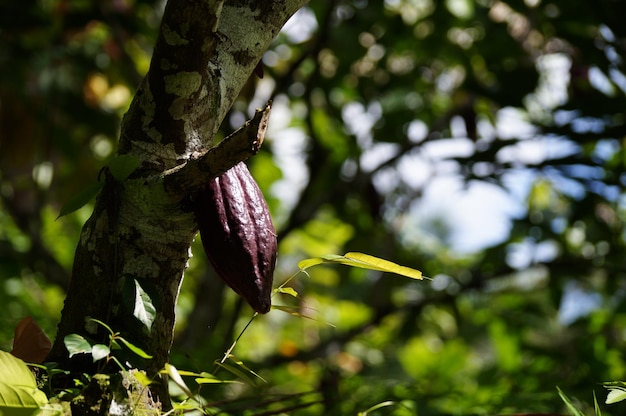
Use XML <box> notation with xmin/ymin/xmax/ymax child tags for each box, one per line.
<box><xmin>194</xmin><ymin>161</ymin><xmax>277</xmax><ymax>314</ymax></box>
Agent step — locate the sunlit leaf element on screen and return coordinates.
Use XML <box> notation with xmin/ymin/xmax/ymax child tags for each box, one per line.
<box><xmin>132</xmin><ymin>371</ymin><xmax>152</xmax><ymax>387</ymax></box>
<box><xmin>606</xmin><ymin>388</ymin><xmax>626</xmax><ymax>404</ymax></box>
<box><xmin>132</xmin><ymin>279</ymin><xmax>156</xmax><ymax>333</ymax></box>
<box><xmin>296</xmin><ymin>257</ymin><xmax>328</xmax><ymax>270</ymax></box>
<box><xmin>195</xmin><ymin>373</ymin><xmax>242</xmax><ymax>385</ymax></box>
<box><xmin>63</xmin><ymin>334</ymin><xmax>93</xmax><ymax>358</ymax></box>
<box><xmin>174</xmin><ymin>369</ymin><xmax>202</xmax><ymax>377</ymax></box>
<box><xmin>344</xmin><ymin>252</ymin><xmax>423</xmax><ymax>279</ymax></box>
<box><xmin>275</xmin><ymin>287</ymin><xmax>299</xmax><ymax>297</ymax></box>
<box><xmin>358</xmin><ymin>400</ymin><xmax>396</xmax><ymax>416</ymax></box>
<box><xmin>163</xmin><ymin>363</ymin><xmax>194</xmax><ymax>398</ymax></box>
<box><xmin>298</xmin><ymin>252</ymin><xmax>423</xmax><ymax>280</ymax></box>
<box><xmin>90</xmin><ymin>344</ymin><xmax>110</xmax><ymax>362</ymax></box>
<box><xmin>0</xmin><ymin>351</ymin><xmax>48</xmax><ymax>416</ymax></box>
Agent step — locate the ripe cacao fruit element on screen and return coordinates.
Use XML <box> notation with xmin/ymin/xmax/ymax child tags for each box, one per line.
<box><xmin>194</xmin><ymin>161</ymin><xmax>277</xmax><ymax>314</ymax></box>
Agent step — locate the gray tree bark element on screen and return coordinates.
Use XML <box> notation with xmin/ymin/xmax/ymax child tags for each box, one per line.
<box><xmin>47</xmin><ymin>0</ymin><xmax>308</xmax><ymax>408</ymax></box>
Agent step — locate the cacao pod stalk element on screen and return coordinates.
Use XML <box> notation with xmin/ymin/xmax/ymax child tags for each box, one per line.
<box><xmin>195</xmin><ymin>161</ymin><xmax>277</xmax><ymax>314</ymax></box>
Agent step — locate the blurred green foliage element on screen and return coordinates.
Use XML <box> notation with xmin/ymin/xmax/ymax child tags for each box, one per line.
<box><xmin>2</xmin><ymin>0</ymin><xmax>626</xmax><ymax>414</ymax></box>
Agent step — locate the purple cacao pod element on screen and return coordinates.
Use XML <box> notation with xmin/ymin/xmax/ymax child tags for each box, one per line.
<box><xmin>194</xmin><ymin>161</ymin><xmax>277</xmax><ymax>313</ymax></box>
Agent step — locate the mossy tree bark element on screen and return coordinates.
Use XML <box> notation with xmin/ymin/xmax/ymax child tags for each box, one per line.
<box><xmin>47</xmin><ymin>0</ymin><xmax>308</xmax><ymax>408</ymax></box>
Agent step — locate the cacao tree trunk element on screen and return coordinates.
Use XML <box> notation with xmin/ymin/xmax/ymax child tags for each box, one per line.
<box><xmin>47</xmin><ymin>0</ymin><xmax>307</xmax><ymax>408</ymax></box>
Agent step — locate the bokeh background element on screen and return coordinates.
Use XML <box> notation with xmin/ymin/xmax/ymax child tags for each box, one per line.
<box><xmin>1</xmin><ymin>0</ymin><xmax>626</xmax><ymax>414</ymax></box>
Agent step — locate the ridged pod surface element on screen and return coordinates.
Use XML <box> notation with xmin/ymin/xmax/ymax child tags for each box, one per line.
<box><xmin>194</xmin><ymin>162</ymin><xmax>277</xmax><ymax>313</ymax></box>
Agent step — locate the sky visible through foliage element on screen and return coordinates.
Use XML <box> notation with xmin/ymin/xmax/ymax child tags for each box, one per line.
<box><xmin>2</xmin><ymin>0</ymin><xmax>626</xmax><ymax>414</ymax></box>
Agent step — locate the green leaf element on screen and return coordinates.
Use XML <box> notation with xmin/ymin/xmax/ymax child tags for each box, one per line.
<box><xmin>131</xmin><ymin>371</ymin><xmax>152</xmax><ymax>387</ymax></box>
<box><xmin>358</xmin><ymin>401</ymin><xmax>396</xmax><ymax>416</ymax></box>
<box><xmin>108</xmin><ymin>154</ymin><xmax>141</xmax><ymax>181</ymax></box>
<box><xmin>122</xmin><ymin>278</ymin><xmax>157</xmax><ymax>333</ymax></box>
<box><xmin>606</xmin><ymin>388</ymin><xmax>626</xmax><ymax>404</ymax></box>
<box><xmin>344</xmin><ymin>252</ymin><xmax>423</xmax><ymax>279</ymax></box>
<box><xmin>57</xmin><ymin>181</ymin><xmax>104</xmax><ymax>219</ymax></box>
<box><xmin>117</xmin><ymin>337</ymin><xmax>153</xmax><ymax>359</ymax></box>
<box><xmin>90</xmin><ymin>344</ymin><xmax>110</xmax><ymax>362</ymax></box>
<box><xmin>0</xmin><ymin>351</ymin><xmax>48</xmax><ymax>416</ymax></box>
<box><xmin>173</xmin><ymin>369</ymin><xmax>202</xmax><ymax>377</ymax></box>
<box><xmin>195</xmin><ymin>377</ymin><xmax>241</xmax><ymax>384</ymax></box>
<box><xmin>594</xmin><ymin>391</ymin><xmax>602</xmax><ymax>416</ymax></box>
<box><xmin>195</xmin><ymin>372</ymin><xmax>242</xmax><ymax>384</ymax></box>
<box><xmin>275</xmin><ymin>287</ymin><xmax>299</xmax><ymax>297</ymax></box>
<box><xmin>215</xmin><ymin>357</ymin><xmax>266</xmax><ymax>385</ymax></box>
<box><xmin>557</xmin><ymin>386</ymin><xmax>585</xmax><ymax>416</ymax></box>
<box><xmin>298</xmin><ymin>252</ymin><xmax>423</xmax><ymax>280</ymax></box>
<box><xmin>110</xmin><ymin>339</ymin><xmax>122</xmax><ymax>351</ymax></box>
<box><xmin>297</xmin><ymin>256</ymin><xmax>333</xmax><ymax>270</ymax></box>
<box><xmin>163</xmin><ymin>364</ymin><xmax>194</xmax><ymax>398</ymax></box>
<box><xmin>132</xmin><ymin>279</ymin><xmax>157</xmax><ymax>332</ymax></box>
<box><xmin>64</xmin><ymin>334</ymin><xmax>93</xmax><ymax>357</ymax></box>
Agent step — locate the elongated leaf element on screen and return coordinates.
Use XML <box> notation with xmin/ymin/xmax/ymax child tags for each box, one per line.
<box><xmin>298</xmin><ymin>252</ymin><xmax>423</xmax><ymax>280</ymax></box>
<box><xmin>275</xmin><ymin>287</ymin><xmax>299</xmax><ymax>297</ymax></box>
<box><xmin>358</xmin><ymin>400</ymin><xmax>396</xmax><ymax>416</ymax></box>
<box><xmin>117</xmin><ymin>337</ymin><xmax>153</xmax><ymax>359</ymax></box>
<box><xmin>214</xmin><ymin>359</ymin><xmax>265</xmax><ymax>386</ymax></box>
<box><xmin>195</xmin><ymin>373</ymin><xmax>242</xmax><ymax>385</ymax></box>
<box><xmin>57</xmin><ymin>181</ymin><xmax>104</xmax><ymax>219</ymax></box>
<box><xmin>0</xmin><ymin>351</ymin><xmax>48</xmax><ymax>416</ymax></box>
<box><xmin>173</xmin><ymin>370</ymin><xmax>202</xmax><ymax>377</ymax></box>
<box><xmin>108</xmin><ymin>154</ymin><xmax>141</xmax><ymax>181</ymax></box>
<box><xmin>63</xmin><ymin>334</ymin><xmax>93</xmax><ymax>357</ymax></box>
<box><xmin>557</xmin><ymin>386</ymin><xmax>585</xmax><ymax>416</ymax></box>
<box><xmin>344</xmin><ymin>252</ymin><xmax>423</xmax><ymax>279</ymax></box>
<box><xmin>594</xmin><ymin>391</ymin><xmax>602</xmax><ymax>416</ymax></box>
<box><xmin>163</xmin><ymin>364</ymin><xmax>193</xmax><ymax>398</ymax></box>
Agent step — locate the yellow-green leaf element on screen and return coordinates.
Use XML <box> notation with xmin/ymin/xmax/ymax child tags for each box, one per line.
<box><xmin>117</xmin><ymin>337</ymin><xmax>153</xmax><ymax>359</ymax></box>
<box><xmin>275</xmin><ymin>287</ymin><xmax>299</xmax><ymax>297</ymax></box>
<box><xmin>606</xmin><ymin>388</ymin><xmax>626</xmax><ymax>404</ymax></box>
<box><xmin>195</xmin><ymin>376</ymin><xmax>241</xmax><ymax>385</ymax></box>
<box><xmin>163</xmin><ymin>363</ymin><xmax>193</xmax><ymax>398</ymax></box>
<box><xmin>296</xmin><ymin>257</ymin><xmax>327</xmax><ymax>270</ymax></box>
<box><xmin>132</xmin><ymin>371</ymin><xmax>152</xmax><ymax>387</ymax></box>
<box><xmin>344</xmin><ymin>252</ymin><xmax>423</xmax><ymax>279</ymax></box>
<box><xmin>298</xmin><ymin>252</ymin><xmax>423</xmax><ymax>280</ymax></box>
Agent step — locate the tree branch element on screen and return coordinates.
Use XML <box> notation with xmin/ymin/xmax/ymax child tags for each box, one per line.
<box><xmin>163</xmin><ymin>101</ymin><xmax>271</xmax><ymax>196</ymax></box>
